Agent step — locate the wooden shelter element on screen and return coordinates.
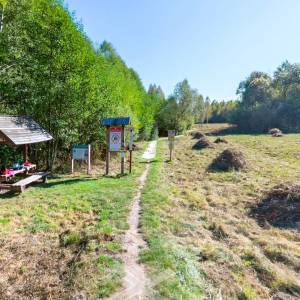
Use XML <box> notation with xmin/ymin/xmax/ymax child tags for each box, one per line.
<box><xmin>0</xmin><ymin>115</ymin><xmax>52</xmax><ymax>192</ymax></box>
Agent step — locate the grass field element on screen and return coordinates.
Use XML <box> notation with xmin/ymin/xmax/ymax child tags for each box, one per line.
<box><xmin>140</xmin><ymin>124</ymin><xmax>300</xmax><ymax>299</ymax></box>
<box><xmin>0</xmin><ymin>144</ymin><xmax>146</xmax><ymax>299</ymax></box>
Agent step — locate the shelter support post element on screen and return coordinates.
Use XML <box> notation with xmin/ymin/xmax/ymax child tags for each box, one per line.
<box><xmin>87</xmin><ymin>144</ymin><xmax>91</xmax><ymax>175</ymax></box>
<box><xmin>23</xmin><ymin>144</ymin><xmax>28</xmax><ymax>162</ymax></box>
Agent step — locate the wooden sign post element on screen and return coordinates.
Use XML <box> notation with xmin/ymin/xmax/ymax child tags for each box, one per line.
<box><xmin>168</xmin><ymin>130</ymin><xmax>176</xmax><ymax>161</ymax></box>
<box><xmin>121</xmin><ymin>125</ymin><xmax>125</xmax><ymax>175</ymax></box>
<box><xmin>101</xmin><ymin>117</ymin><xmax>131</xmax><ymax>176</ymax></box>
<box><xmin>71</xmin><ymin>144</ymin><xmax>91</xmax><ymax>174</ymax></box>
<box><xmin>105</xmin><ymin>126</ymin><xmax>110</xmax><ymax>175</ymax></box>
<box><xmin>128</xmin><ymin>127</ymin><xmax>134</xmax><ymax>173</ymax></box>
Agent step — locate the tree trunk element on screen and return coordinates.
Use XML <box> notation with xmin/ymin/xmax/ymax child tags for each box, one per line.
<box><xmin>0</xmin><ymin>5</ymin><xmax>4</xmax><ymax>32</ymax></box>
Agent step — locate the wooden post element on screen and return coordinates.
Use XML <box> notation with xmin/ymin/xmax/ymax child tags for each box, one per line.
<box><xmin>121</xmin><ymin>125</ymin><xmax>125</xmax><ymax>175</ymax></box>
<box><xmin>129</xmin><ymin>150</ymin><xmax>132</xmax><ymax>173</ymax></box>
<box><xmin>71</xmin><ymin>159</ymin><xmax>74</xmax><ymax>173</ymax></box>
<box><xmin>87</xmin><ymin>144</ymin><xmax>91</xmax><ymax>175</ymax></box>
<box><xmin>23</xmin><ymin>144</ymin><xmax>28</xmax><ymax>162</ymax></box>
<box><xmin>106</xmin><ymin>126</ymin><xmax>110</xmax><ymax>175</ymax></box>
<box><xmin>129</xmin><ymin>127</ymin><xmax>133</xmax><ymax>173</ymax></box>
<box><xmin>169</xmin><ymin>148</ymin><xmax>172</xmax><ymax>161</ymax></box>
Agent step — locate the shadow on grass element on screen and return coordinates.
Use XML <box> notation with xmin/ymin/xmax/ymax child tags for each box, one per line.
<box><xmin>38</xmin><ymin>177</ymin><xmax>97</xmax><ymax>189</ymax></box>
<box><xmin>206</xmin><ymin>126</ymin><xmax>241</xmax><ymax>136</ymax></box>
<box><xmin>139</xmin><ymin>159</ymin><xmax>159</xmax><ymax>164</ymax></box>
<box><xmin>0</xmin><ymin>191</ymin><xmax>19</xmax><ymax>199</ymax></box>
<box><xmin>104</xmin><ymin>173</ymin><xmax>129</xmax><ymax>179</ymax></box>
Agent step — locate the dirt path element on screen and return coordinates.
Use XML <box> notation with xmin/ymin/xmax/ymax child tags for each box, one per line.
<box><xmin>109</xmin><ymin>141</ymin><xmax>157</xmax><ymax>300</ymax></box>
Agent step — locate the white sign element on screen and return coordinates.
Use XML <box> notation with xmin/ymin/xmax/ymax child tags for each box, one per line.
<box><xmin>168</xmin><ymin>130</ymin><xmax>176</xmax><ymax>140</ymax></box>
<box><xmin>72</xmin><ymin>145</ymin><xmax>89</xmax><ymax>160</ymax></box>
<box><xmin>168</xmin><ymin>130</ymin><xmax>176</xmax><ymax>150</ymax></box>
<box><xmin>110</xmin><ymin>127</ymin><xmax>122</xmax><ymax>151</ymax></box>
<box><xmin>129</xmin><ymin>127</ymin><xmax>134</xmax><ymax>151</ymax></box>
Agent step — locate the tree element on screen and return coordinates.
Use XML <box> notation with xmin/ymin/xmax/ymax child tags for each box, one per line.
<box><xmin>192</xmin><ymin>93</ymin><xmax>204</xmax><ymax>123</ymax></box>
<box><xmin>237</xmin><ymin>71</ymin><xmax>274</xmax><ymax>109</ymax></box>
<box><xmin>173</xmin><ymin>79</ymin><xmax>195</xmax><ymax>130</ymax></box>
<box><xmin>203</xmin><ymin>97</ymin><xmax>211</xmax><ymax>124</ymax></box>
<box><xmin>0</xmin><ymin>0</ymin><xmax>7</xmax><ymax>32</ymax></box>
<box><xmin>0</xmin><ymin>0</ymin><xmax>158</xmax><ymax>169</ymax></box>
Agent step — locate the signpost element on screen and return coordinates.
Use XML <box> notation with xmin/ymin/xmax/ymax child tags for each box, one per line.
<box><xmin>71</xmin><ymin>144</ymin><xmax>91</xmax><ymax>174</ymax></box>
<box><xmin>168</xmin><ymin>130</ymin><xmax>176</xmax><ymax>161</ymax></box>
<box><xmin>101</xmin><ymin>117</ymin><xmax>131</xmax><ymax>175</ymax></box>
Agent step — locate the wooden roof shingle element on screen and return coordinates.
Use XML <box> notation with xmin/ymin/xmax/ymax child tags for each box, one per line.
<box><xmin>0</xmin><ymin>115</ymin><xmax>53</xmax><ymax>145</ymax></box>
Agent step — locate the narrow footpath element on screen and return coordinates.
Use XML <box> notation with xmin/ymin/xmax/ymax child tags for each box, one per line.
<box><xmin>109</xmin><ymin>141</ymin><xmax>157</xmax><ymax>300</ymax></box>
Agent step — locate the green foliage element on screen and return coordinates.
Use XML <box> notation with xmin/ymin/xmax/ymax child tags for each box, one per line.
<box><xmin>157</xmin><ymin>79</ymin><xmax>205</xmax><ymax>134</ymax></box>
<box><xmin>0</xmin><ymin>0</ymin><xmax>159</xmax><ymax>169</ymax></box>
<box><xmin>97</xmin><ymin>255</ymin><xmax>123</xmax><ymax>298</ymax></box>
<box><xmin>209</xmin><ymin>100</ymin><xmax>238</xmax><ymax>123</ymax></box>
<box><xmin>61</xmin><ymin>232</ymin><xmax>82</xmax><ymax>246</ymax></box>
<box><xmin>209</xmin><ymin>60</ymin><xmax>300</xmax><ymax>133</ymax></box>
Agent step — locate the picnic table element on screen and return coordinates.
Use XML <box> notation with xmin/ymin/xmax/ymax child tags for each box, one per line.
<box><xmin>0</xmin><ymin>170</ymin><xmax>49</xmax><ymax>193</ymax></box>
<box><xmin>0</xmin><ymin>164</ymin><xmax>36</xmax><ymax>183</ymax></box>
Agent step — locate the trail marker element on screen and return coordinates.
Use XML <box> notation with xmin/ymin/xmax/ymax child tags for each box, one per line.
<box><xmin>71</xmin><ymin>144</ymin><xmax>91</xmax><ymax>174</ymax></box>
<box><xmin>168</xmin><ymin>130</ymin><xmax>176</xmax><ymax>161</ymax></box>
<box><xmin>109</xmin><ymin>126</ymin><xmax>122</xmax><ymax>151</ymax></box>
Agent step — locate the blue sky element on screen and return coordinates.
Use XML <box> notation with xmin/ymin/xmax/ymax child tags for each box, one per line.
<box><xmin>65</xmin><ymin>0</ymin><xmax>300</xmax><ymax>100</ymax></box>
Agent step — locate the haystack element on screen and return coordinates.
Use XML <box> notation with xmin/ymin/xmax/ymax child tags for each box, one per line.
<box><xmin>214</xmin><ymin>137</ymin><xmax>228</xmax><ymax>144</ymax></box>
<box><xmin>209</xmin><ymin>148</ymin><xmax>246</xmax><ymax>171</ymax></box>
<box><xmin>269</xmin><ymin>128</ymin><xmax>283</xmax><ymax>137</ymax></box>
<box><xmin>250</xmin><ymin>183</ymin><xmax>300</xmax><ymax>230</ymax></box>
<box><xmin>192</xmin><ymin>137</ymin><xmax>213</xmax><ymax>150</ymax></box>
<box><xmin>192</xmin><ymin>131</ymin><xmax>206</xmax><ymax>139</ymax></box>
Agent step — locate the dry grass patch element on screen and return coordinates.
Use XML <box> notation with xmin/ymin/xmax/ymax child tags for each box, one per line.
<box><xmin>141</xmin><ymin>127</ymin><xmax>300</xmax><ymax>299</ymax></box>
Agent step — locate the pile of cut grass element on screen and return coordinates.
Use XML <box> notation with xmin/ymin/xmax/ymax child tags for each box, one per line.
<box><xmin>269</xmin><ymin>128</ymin><xmax>283</xmax><ymax>137</ymax></box>
<box><xmin>192</xmin><ymin>131</ymin><xmax>206</xmax><ymax>139</ymax></box>
<box><xmin>192</xmin><ymin>137</ymin><xmax>214</xmax><ymax>150</ymax></box>
<box><xmin>214</xmin><ymin>137</ymin><xmax>228</xmax><ymax>144</ymax></box>
<box><xmin>250</xmin><ymin>183</ymin><xmax>300</xmax><ymax>229</ymax></box>
<box><xmin>209</xmin><ymin>148</ymin><xmax>247</xmax><ymax>171</ymax></box>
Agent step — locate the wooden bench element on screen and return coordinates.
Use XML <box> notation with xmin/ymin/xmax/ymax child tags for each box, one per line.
<box><xmin>0</xmin><ymin>171</ymin><xmax>50</xmax><ymax>193</ymax></box>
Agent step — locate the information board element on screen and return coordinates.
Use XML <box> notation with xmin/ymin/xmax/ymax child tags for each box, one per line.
<box><xmin>72</xmin><ymin>144</ymin><xmax>89</xmax><ymax>160</ymax></box>
<box><xmin>71</xmin><ymin>144</ymin><xmax>91</xmax><ymax>174</ymax></box>
<box><xmin>109</xmin><ymin>126</ymin><xmax>122</xmax><ymax>152</ymax></box>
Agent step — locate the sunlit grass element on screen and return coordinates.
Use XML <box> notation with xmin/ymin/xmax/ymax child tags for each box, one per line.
<box><xmin>0</xmin><ymin>143</ymin><xmax>147</xmax><ymax>298</ymax></box>
<box><xmin>140</xmin><ymin>126</ymin><xmax>300</xmax><ymax>299</ymax></box>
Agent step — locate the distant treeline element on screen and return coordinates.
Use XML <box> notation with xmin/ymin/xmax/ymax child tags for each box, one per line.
<box><xmin>209</xmin><ymin>61</ymin><xmax>300</xmax><ymax>133</ymax></box>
